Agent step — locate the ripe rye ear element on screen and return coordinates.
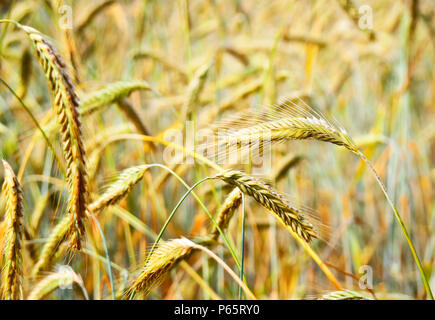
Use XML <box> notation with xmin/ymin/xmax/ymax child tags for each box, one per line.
<box><xmin>20</xmin><ymin>24</ymin><xmax>88</xmax><ymax>250</ymax></box>
<box><xmin>214</xmin><ymin>170</ymin><xmax>317</xmax><ymax>242</ymax></box>
<box><xmin>1</xmin><ymin>160</ymin><xmax>24</xmax><ymax>300</ymax></box>
<box><xmin>125</xmin><ymin>238</ymin><xmax>196</xmax><ymax>298</ymax></box>
<box><xmin>206</xmin><ymin>99</ymin><xmax>358</xmax><ymax>163</ymax></box>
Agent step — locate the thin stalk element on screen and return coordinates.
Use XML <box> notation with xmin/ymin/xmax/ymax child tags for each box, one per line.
<box><xmin>145</xmin><ymin>177</ymin><xmax>211</xmax><ymax>267</ymax></box>
<box><xmin>77</xmin><ymin>281</ymin><xmax>90</xmax><ymax>300</ymax></box>
<box><xmin>89</xmin><ymin>214</ymin><xmax>115</xmax><ymax>300</ymax></box>
<box><xmin>238</xmin><ymin>192</ymin><xmax>246</xmax><ymax>300</ymax></box>
<box><xmin>142</xmin><ymin>164</ymin><xmax>243</xmax><ymax>272</ymax></box>
<box><xmin>81</xmin><ymin>248</ymin><xmax>128</xmax><ymax>274</ymax></box>
<box><xmin>358</xmin><ymin>151</ymin><xmax>433</xmax><ymax>299</ymax></box>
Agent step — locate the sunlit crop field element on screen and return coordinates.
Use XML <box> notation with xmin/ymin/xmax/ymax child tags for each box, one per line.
<box><xmin>0</xmin><ymin>0</ymin><xmax>434</xmax><ymax>300</ymax></box>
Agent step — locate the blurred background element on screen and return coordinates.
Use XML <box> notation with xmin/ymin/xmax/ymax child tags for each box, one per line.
<box><xmin>0</xmin><ymin>0</ymin><xmax>434</xmax><ymax>299</ymax></box>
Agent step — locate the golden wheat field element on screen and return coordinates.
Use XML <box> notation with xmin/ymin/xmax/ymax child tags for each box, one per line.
<box><xmin>0</xmin><ymin>0</ymin><xmax>434</xmax><ymax>301</ymax></box>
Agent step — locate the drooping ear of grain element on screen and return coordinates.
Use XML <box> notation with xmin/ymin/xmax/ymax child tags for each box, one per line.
<box><xmin>125</xmin><ymin>238</ymin><xmax>196</xmax><ymax>298</ymax></box>
<box><xmin>21</xmin><ymin>25</ymin><xmax>88</xmax><ymax>250</ymax></box>
<box><xmin>221</xmin><ymin>116</ymin><xmax>358</xmax><ymax>155</ymax></box>
<box><xmin>207</xmin><ymin>102</ymin><xmax>359</xmax><ymax>164</ymax></box>
<box><xmin>1</xmin><ymin>160</ymin><xmax>24</xmax><ymax>300</ymax></box>
<box><xmin>215</xmin><ymin>170</ymin><xmax>317</xmax><ymax>242</ymax></box>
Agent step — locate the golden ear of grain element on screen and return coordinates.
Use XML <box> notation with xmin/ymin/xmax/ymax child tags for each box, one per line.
<box><xmin>210</xmin><ymin>187</ymin><xmax>242</xmax><ymax>240</ymax></box>
<box><xmin>206</xmin><ymin>101</ymin><xmax>359</xmax><ymax>163</ymax></box>
<box><xmin>319</xmin><ymin>290</ymin><xmax>371</xmax><ymax>300</ymax></box>
<box><xmin>28</xmin><ymin>265</ymin><xmax>84</xmax><ymax>300</ymax></box>
<box><xmin>221</xmin><ymin>116</ymin><xmax>357</xmax><ymax>153</ymax></box>
<box><xmin>89</xmin><ymin>165</ymin><xmax>149</xmax><ymax>215</ymax></box>
<box><xmin>215</xmin><ymin>170</ymin><xmax>317</xmax><ymax>242</ymax></box>
<box><xmin>21</xmin><ymin>25</ymin><xmax>88</xmax><ymax>250</ymax></box>
<box><xmin>1</xmin><ymin>160</ymin><xmax>24</xmax><ymax>300</ymax></box>
<box><xmin>125</xmin><ymin>238</ymin><xmax>196</xmax><ymax>298</ymax></box>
